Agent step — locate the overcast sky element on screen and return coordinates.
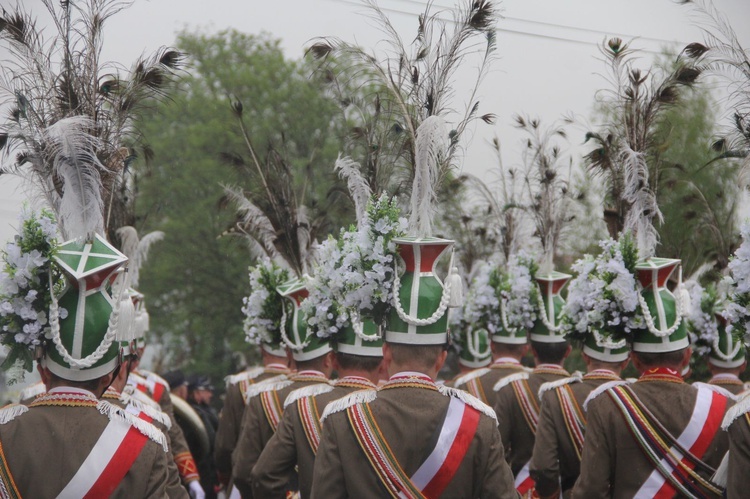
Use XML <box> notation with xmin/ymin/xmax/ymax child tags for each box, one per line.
<box><xmin>1</xmin><ymin>0</ymin><xmax>749</xmax><ymax>244</ymax></box>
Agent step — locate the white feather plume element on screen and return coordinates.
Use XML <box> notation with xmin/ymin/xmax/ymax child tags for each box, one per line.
<box><xmin>409</xmin><ymin>116</ymin><xmax>448</xmax><ymax>237</ymax></box>
<box><xmin>222</xmin><ymin>184</ymin><xmax>278</xmax><ymax>259</ymax></box>
<box><xmin>334</xmin><ymin>154</ymin><xmax>372</xmax><ymax>227</ymax></box>
<box><xmin>620</xmin><ymin>145</ymin><xmax>662</xmax><ymax>257</ymax></box>
<box><xmin>116</xmin><ymin>226</ymin><xmax>165</xmax><ymax>289</ymax></box>
<box><xmin>44</xmin><ymin>116</ymin><xmax>106</xmax><ymax>240</ymax></box>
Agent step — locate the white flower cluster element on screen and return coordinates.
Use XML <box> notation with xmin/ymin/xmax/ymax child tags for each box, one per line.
<box><xmin>241</xmin><ymin>259</ymin><xmax>289</xmax><ymax>346</ymax></box>
<box><xmin>684</xmin><ymin>281</ymin><xmax>718</xmax><ymax>357</ymax></box>
<box><xmin>462</xmin><ymin>262</ymin><xmax>501</xmax><ymax>335</ymax></box>
<box><xmin>502</xmin><ymin>253</ymin><xmax>539</xmax><ymax>330</ymax></box>
<box><xmin>561</xmin><ymin>238</ymin><xmax>644</xmax><ymax>341</ymax></box>
<box><xmin>726</xmin><ymin>222</ymin><xmax>750</xmax><ymax>339</ymax></box>
<box><xmin>0</xmin><ymin>208</ymin><xmax>64</xmax><ymax>351</ymax></box>
<box><xmin>304</xmin><ymin>194</ymin><xmax>406</xmax><ymax>338</ymax></box>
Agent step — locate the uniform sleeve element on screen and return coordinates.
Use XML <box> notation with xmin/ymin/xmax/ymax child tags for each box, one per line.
<box><xmin>530</xmin><ymin>391</ymin><xmax>561</xmax><ymax>498</ymax></box>
<box><xmin>493</xmin><ymin>386</ymin><xmax>514</xmax><ymax>461</ymax></box>
<box><xmin>215</xmin><ymin>383</ymin><xmax>243</xmax><ymax>485</ymax></box>
<box><xmin>232</xmin><ymin>395</ymin><xmax>265</xmax><ymax>498</ymax></box>
<box><xmin>161</xmin><ymin>394</ymin><xmax>201</xmax><ymax>485</ymax></box>
<box><xmin>478</xmin><ymin>418</ymin><xmax>520</xmax><ymax>499</ymax></box>
<box><xmin>571</xmin><ymin>398</ymin><xmax>611</xmax><ymax>499</ymax></box>
<box><xmin>727</xmin><ymin>416</ymin><xmax>750</xmax><ymax>498</ymax></box>
<box><xmin>144</xmin><ymin>442</ymin><xmax>170</xmax><ymax>499</ymax></box>
<box><xmin>251</xmin><ymin>406</ymin><xmax>299</xmax><ymax>498</ymax></box>
<box><xmin>310</xmin><ymin>415</ymin><xmax>347</xmax><ymax>499</ymax></box>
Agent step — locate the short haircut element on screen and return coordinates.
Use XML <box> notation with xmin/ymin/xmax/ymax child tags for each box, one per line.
<box><xmin>492</xmin><ymin>342</ymin><xmax>527</xmax><ymax>357</ymax></box>
<box><xmin>46</xmin><ymin>368</ymin><xmax>106</xmax><ymax>393</ymax></box>
<box><xmin>335</xmin><ymin>352</ymin><xmax>382</xmax><ymax>372</ymax></box>
<box><xmin>633</xmin><ymin>349</ymin><xmax>686</xmax><ymax>368</ymax></box>
<box><xmin>387</xmin><ymin>343</ymin><xmax>445</xmax><ymax>370</ymax></box>
<box><xmin>531</xmin><ymin>340</ymin><xmax>569</xmax><ymax>365</ymax></box>
<box><xmin>296</xmin><ymin>354</ymin><xmax>329</xmax><ymax>373</ymax></box>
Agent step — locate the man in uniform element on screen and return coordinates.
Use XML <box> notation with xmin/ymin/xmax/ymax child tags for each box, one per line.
<box><xmin>574</xmin><ymin>282</ymin><xmax>732</xmax><ymax>498</ymax></box>
<box><xmin>252</xmin><ymin>325</ymin><xmax>384</xmax><ymax>498</ymax></box>
<box><xmin>445</xmin><ymin>327</ymin><xmax>492</xmax><ymax>387</ymax></box>
<box><xmin>453</xmin><ymin>319</ymin><xmax>530</xmax><ymax>405</ymax></box>
<box><xmin>721</xmin><ymin>392</ymin><xmax>750</xmax><ymax>497</ymax></box>
<box><xmin>311</xmin><ymin>237</ymin><xmax>517</xmax><ymax>498</ymax></box>
<box><xmin>493</xmin><ymin>336</ymin><xmax>571</xmax><ymax>495</ymax></box>
<box><xmin>0</xmin><ymin>233</ymin><xmax>170</xmax><ymax>497</ymax></box>
<box><xmin>530</xmin><ymin>335</ymin><xmax>629</xmax><ymax>498</ymax></box>
<box><xmin>703</xmin><ymin>326</ymin><xmax>747</xmax><ymax>397</ymax></box>
<box><xmin>233</xmin><ymin>278</ymin><xmax>334</xmax><ymax>497</ymax></box>
<box><xmin>214</xmin><ymin>337</ymin><xmax>291</xmax><ymax>492</ymax></box>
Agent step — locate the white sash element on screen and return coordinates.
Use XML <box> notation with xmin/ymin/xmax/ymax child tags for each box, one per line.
<box><xmin>56</xmin><ymin>419</ymin><xmax>132</xmax><ymax>498</ymax></box>
<box><xmin>409</xmin><ymin>397</ymin><xmax>464</xmax><ymax>491</ymax></box>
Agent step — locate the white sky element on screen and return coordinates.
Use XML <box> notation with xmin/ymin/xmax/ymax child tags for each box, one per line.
<box><xmin>1</xmin><ymin>0</ymin><xmax>749</xmax><ymax>245</ymax></box>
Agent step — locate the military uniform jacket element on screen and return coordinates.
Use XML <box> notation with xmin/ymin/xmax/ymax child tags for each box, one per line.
<box><xmin>0</xmin><ymin>387</ymin><xmax>169</xmax><ymax>498</ymax></box>
<box><xmin>723</xmin><ymin>393</ymin><xmax>750</xmax><ymax>498</ymax></box>
<box><xmin>530</xmin><ymin>370</ymin><xmax>622</xmax><ymax>498</ymax></box>
<box><xmin>310</xmin><ymin>372</ymin><xmax>518</xmax><ymax>499</ymax></box>
<box><xmin>214</xmin><ymin>364</ymin><xmax>290</xmax><ymax>484</ymax></box>
<box><xmin>454</xmin><ymin>357</ymin><xmax>528</xmax><ymax>407</ymax></box>
<box><xmin>233</xmin><ymin>370</ymin><xmax>329</xmax><ymax>498</ymax></box>
<box><xmin>708</xmin><ymin>374</ymin><xmax>746</xmax><ymax>397</ymax></box>
<box><xmin>130</xmin><ymin>370</ymin><xmax>200</xmax><ymax>484</ymax></box>
<box><xmin>493</xmin><ymin>364</ymin><xmax>570</xmax><ymax>477</ymax></box>
<box><xmin>252</xmin><ymin>376</ymin><xmax>377</xmax><ymax>498</ymax></box>
<box><xmin>574</xmin><ymin>369</ymin><xmax>732</xmax><ymax>498</ymax></box>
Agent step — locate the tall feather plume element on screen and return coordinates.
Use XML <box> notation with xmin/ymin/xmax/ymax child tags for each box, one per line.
<box><xmin>409</xmin><ymin>115</ymin><xmax>447</xmax><ymax>237</ymax></box>
<box><xmin>334</xmin><ymin>154</ymin><xmax>371</xmax><ymax>227</ymax></box>
<box><xmin>621</xmin><ymin>145</ymin><xmax>662</xmax><ymax>257</ymax></box>
<box><xmin>116</xmin><ymin>226</ymin><xmax>165</xmax><ymax>289</ymax></box>
<box><xmin>44</xmin><ymin>116</ymin><xmax>105</xmax><ymax>240</ymax></box>
<box><xmin>222</xmin><ymin>185</ymin><xmax>279</xmax><ymax>261</ymax></box>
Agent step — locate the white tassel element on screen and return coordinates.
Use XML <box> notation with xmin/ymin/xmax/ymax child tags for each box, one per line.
<box><xmin>583</xmin><ymin>380</ymin><xmax>631</xmax><ymax>412</ymax></box>
<box><xmin>712</xmin><ymin>452</ymin><xmax>729</xmax><ymax>488</ymax></box>
<box><xmin>97</xmin><ymin>400</ymin><xmax>169</xmax><ymax>452</ymax></box>
<box><xmin>19</xmin><ymin>381</ymin><xmax>46</xmax><ymax>401</ymax></box>
<box><xmin>453</xmin><ymin>368</ymin><xmax>491</xmax><ymax>389</ymax></box>
<box><xmin>493</xmin><ymin>372</ymin><xmax>529</xmax><ymax>392</ymax></box>
<box><xmin>122</xmin><ymin>394</ymin><xmax>172</xmax><ymax>429</ymax></box>
<box><xmin>438</xmin><ymin>385</ymin><xmax>498</xmax><ymax>424</ymax></box>
<box><xmin>128</xmin><ymin>387</ymin><xmax>162</xmax><ymax>410</ymax></box>
<box><xmin>0</xmin><ymin>404</ymin><xmax>28</xmax><ymax>424</ymax></box>
<box><xmin>320</xmin><ymin>389</ymin><xmax>378</xmax><ymax>422</ymax></box>
<box><xmin>243</xmin><ymin>379</ymin><xmax>294</xmax><ymax>404</ymax></box>
<box><xmin>448</xmin><ymin>267</ymin><xmax>464</xmax><ymax>308</ymax></box>
<box><xmin>722</xmin><ymin>391</ymin><xmax>750</xmax><ymax>430</ymax></box>
<box><xmin>283</xmin><ymin>383</ymin><xmax>335</xmax><ymax>409</ymax></box>
<box><xmin>225</xmin><ymin>367</ymin><xmax>268</xmax><ymax>387</ymax></box>
<box><xmin>537</xmin><ymin>371</ymin><xmax>583</xmax><ymax>401</ymax></box>
<box><xmin>115</xmin><ymin>290</ymin><xmax>136</xmax><ymax>342</ymax></box>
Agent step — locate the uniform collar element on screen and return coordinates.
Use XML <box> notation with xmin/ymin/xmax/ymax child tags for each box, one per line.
<box><xmin>335</xmin><ymin>376</ymin><xmax>378</xmax><ymax>389</ymax></box>
<box><xmin>492</xmin><ymin>357</ymin><xmax>521</xmax><ymax>366</ymax></box>
<box><xmin>583</xmin><ymin>369</ymin><xmax>620</xmax><ymax>381</ymax></box>
<box><xmin>533</xmin><ymin>364</ymin><xmax>569</xmax><ymax>375</ymax></box>
<box><xmin>264</xmin><ymin>363</ymin><xmax>289</xmax><ymax>372</ymax></box>
<box><xmin>638</xmin><ymin>367</ymin><xmax>684</xmax><ymax>384</ymax></box>
<box><xmin>49</xmin><ymin>386</ymin><xmax>96</xmax><ymax>397</ymax></box>
<box><xmin>381</xmin><ymin>372</ymin><xmax>438</xmax><ymax>391</ymax></box>
<box><xmin>709</xmin><ymin>373</ymin><xmax>743</xmax><ymax>385</ymax></box>
<box><xmin>291</xmin><ymin>370</ymin><xmax>328</xmax><ymax>382</ymax></box>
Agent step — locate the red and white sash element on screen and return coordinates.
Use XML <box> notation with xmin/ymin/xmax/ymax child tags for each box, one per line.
<box><xmin>514</xmin><ymin>462</ymin><xmax>534</xmax><ymax>496</ymax></box>
<box><xmin>636</xmin><ymin>385</ymin><xmax>726</xmax><ymax>498</ymax></box>
<box><xmin>56</xmin><ymin>418</ymin><xmax>148</xmax><ymax>498</ymax></box>
<box><xmin>348</xmin><ymin>396</ymin><xmax>480</xmax><ymax>499</ymax></box>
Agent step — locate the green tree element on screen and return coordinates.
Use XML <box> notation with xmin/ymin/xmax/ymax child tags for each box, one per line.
<box><xmin>134</xmin><ymin>29</ymin><xmax>347</xmax><ymax>382</ymax></box>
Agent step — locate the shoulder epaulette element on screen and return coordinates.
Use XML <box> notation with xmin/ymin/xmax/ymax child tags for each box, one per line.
<box><xmin>438</xmin><ymin>385</ymin><xmax>498</xmax><ymax>424</ymax></box>
<box><xmin>126</xmin><ymin>386</ymin><xmax>162</xmax><ymax>410</ymax></box>
<box><xmin>582</xmin><ymin>379</ymin><xmax>631</xmax><ymax>412</ymax></box>
<box><xmin>19</xmin><ymin>381</ymin><xmax>46</xmax><ymax>401</ymax></box>
<box><xmin>538</xmin><ymin>371</ymin><xmax>583</xmax><ymax>400</ymax></box>
<box><xmin>493</xmin><ymin>372</ymin><xmax>529</xmax><ymax>392</ymax></box>
<box><xmin>453</xmin><ymin>368</ymin><xmax>491</xmax><ymax>389</ymax></box>
<box><xmin>693</xmin><ymin>382</ymin><xmax>738</xmax><ymax>401</ymax></box>
<box><xmin>225</xmin><ymin>366</ymin><xmax>267</xmax><ymax>387</ymax></box>
<box><xmin>722</xmin><ymin>391</ymin><xmax>750</xmax><ymax>430</ymax></box>
<box><xmin>97</xmin><ymin>400</ymin><xmax>169</xmax><ymax>452</ymax></box>
<box><xmin>243</xmin><ymin>379</ymin><xmax>294</xmax><ymax>404</ymax></box>
<box><xmin>122</xmin><ymin>393</ymin><xmax>172</xmax><ymax>429</ymax></box>
<box><xmin>320</xmin><ymin>389</ymin><xmax>378</xmax><ymax>422</ymax></box>
<box><xmin>0</xmin><ymin>403</ymin><xmax>28</xmax><ymax>424</ymax></box>
<box><xmin>283</xmin><ymin>382</ymin><xmax>334</xmax><ymax>409</ymax></box>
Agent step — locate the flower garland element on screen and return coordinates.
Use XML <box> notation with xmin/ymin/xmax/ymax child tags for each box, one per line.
<box><xmin>685</xmin><ymin>281</ymin><xmax>720</xmax><ymax>358</ymax></box>
<box><xmin>0</xmin><ymin>208</ymin><xmax>65</xmax><ymax>383</ymax></box>
<box><xmin>241</xmin><ymin>259</ymin><xmax>290</xmax><ymax>346</ymax></box>
<box><xmin>725</xmin><ymin>222</ymin><xmax>750</xmax><ymax>345</ymax></box>
<box><xmin>560</xmin><ymin>234</ymin><xmax>645</xmax><ymax>344</ymax></box>
<box><xmin>462</xmin><ymin>262</ymin><xmax>502</xmax><ymax>335</ymax></box>
<box><xmin>304</xmin><ymin>194</ymin><xmax>406</xmax><ymax>338</ymax></box>
<box><xmin>501</xmin><ymin>252</ymin><xmax>539</xmax><ymax>330</ymax></box>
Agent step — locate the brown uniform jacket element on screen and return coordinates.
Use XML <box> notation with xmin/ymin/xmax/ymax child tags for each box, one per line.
<box><xmin>310</xmin><ymin>373</ymin><xmax>518</xmax><ymax>499</ymax></box>
<box><xmin>454</xmin><ymin>358</ymin><xmax>529</xmax><ymax>407</ymax></box>
<box><xmin>708</xmin><ymin>374</ymin><xmax>746</xmax><ymax>397</ymax></box>
<box><xmin>214</xmin><ymin>365</ymin><xmax>290</xmax><ymax>485</ymax></box>
<box><xmin>725</xmin><ymin>400</ymin><xmax>750</xmax><ymax>498</ymax></box>
<box><xmin>493</xmin><ymin>364</ymin><xmax>570</xmax><ymax>477</ymax></box>
<box><xmin>573</xmin><ymin>371</ymin><xmax>732</xmax><ymax>498</ymax></box>
<box><xmin>0</xmin><ymin>388</ymin><xmax>169</xmax><ymax>498</ymax></box>
<box><xmin>252</xmin><ymin>376</ymin><xmax>377</xmax><ymax>498</ymax></box>
<box><xmin>233</xmin><ymin>371</ymin><xmax>329</xmax><ymax>497</ymax></box>
<box><xmin>530</xmin><ymin>370</ymin><xmax>622</xmax><ymax>498</ymax></box>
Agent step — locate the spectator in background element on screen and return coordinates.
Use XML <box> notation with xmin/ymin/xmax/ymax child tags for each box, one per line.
<box><xmin>188</xmin><ymin>376</ymin><xmax>220</xmax><ymax>499</ymax></box>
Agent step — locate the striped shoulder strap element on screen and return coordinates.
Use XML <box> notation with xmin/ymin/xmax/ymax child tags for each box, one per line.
<box><xmin>556</xmin><ymin>384</ymin><xmax>586</xmax><ymax>460</ymax></box>
<box><xmin>510</xmin><ymin>378</ymin><xmax>540</xmax><ymax>434</ymax></box>
<box><xmin>298</xmin><ymin>396</ymin><xmax>323</xmax><ymax>455</ymax></box>
<box><xmin>260</xmin><ymin>389</ymin><xmax>284</xmax><ymax>432</ymax></box>
<box><xmin>0</xmin><ymin>437</ymin><xmax>20</xmax><ymax>499</ymax></box>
